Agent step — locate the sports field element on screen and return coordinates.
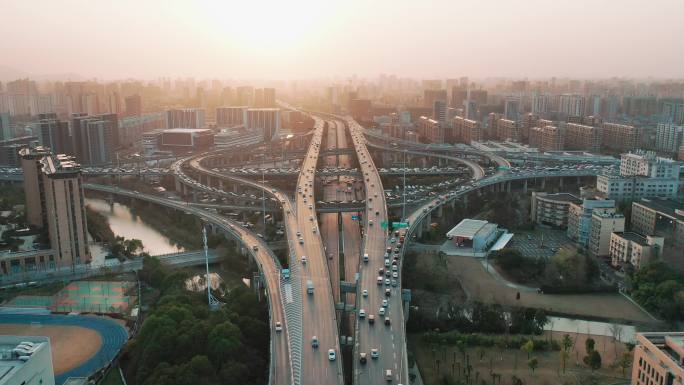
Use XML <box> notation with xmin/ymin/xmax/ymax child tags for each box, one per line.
<box><xmin>7</xmin><ymin>281</ymin><xmax>134</xmax><ymax>314</ymax></box>
<box><xmin>0</xmin><ymin>314</ymin><xmax>128</xmax><ymax>384</ymax></box>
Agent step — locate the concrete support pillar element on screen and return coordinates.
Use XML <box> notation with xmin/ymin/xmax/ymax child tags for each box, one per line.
<box><xmin>523</xmin><ymin>179</ymin><xmax>528</xmax><ymax>193</ymax></box>
<box><xmin>416</xmin><ymin>225</ymin><xmax>423</xmax><ymax>238</ymax></box>
<box><xmin>425</xmin><ymin>214</ymin><xmax>432</xmax><ymax>230</ymax></box>
<box><xmin>435</xmin><ymin>205</ymin><xmax>443</xmax><ymax>218</ymax></box>
<box><xmin>541</xmin><ymin>178</ymin><xmax>546</xmax><ymax>189</ymax></box>
<box><xmin>506</xmin><ymin>181</ymin><xmax>511</xmax><ymax>193</ymax></box>
<box><xmin>559</xmin><ymin>177</ymin><xmax>564</xmax><ymax>189</ymax></box>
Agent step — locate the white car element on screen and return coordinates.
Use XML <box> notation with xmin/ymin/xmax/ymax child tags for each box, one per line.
<box><xmin>275</xmin><ymin>322</ymin><xmax>282</xmax><ymax>332</ymax></box>
<box><xmin>328</xmin><ymin>349</ymin><xmax>336</xmax><ymax>361</ymax></box>
<box><xmin>371</xmin><ymin>348</ymin><xmax>379</xmax><ymax>359</ymax></box>
<box><xmin>301</xmin><ymin>256</ymin><xmax>307</xmax><ymax>264</ymax></box>
<box><xmin>382</xmin><ymin>299</ymin><xmax>388</xmax><ymax>308</ymax></box>
<box><xmin>362</xmin><ymin>289</ymin><xmax>368</xmax><ymax>297</ymax></box>
<box><xmin>359</xmin><ymin>309</ymin><xmax>366</xmax><ymax>319</ymax></box>
<box><xmin>379</xmin><ymin>307</ymin><xmax>385</xmax><ymax>316</ymax></box>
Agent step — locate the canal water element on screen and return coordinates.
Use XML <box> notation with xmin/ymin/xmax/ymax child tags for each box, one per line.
<box><xmin>544</xmin><ymin>316</ymin><xmax>637</xmax><ymax>343</ymax></box>
<box><xmin>86</xmin><ymin>198</ymin><xmax>185</xmax><ymax>264</ymax></box>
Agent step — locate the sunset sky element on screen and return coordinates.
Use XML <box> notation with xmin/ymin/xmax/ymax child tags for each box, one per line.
<box><xmin>2</xmin><ymin>0</ymin><xmax>683</xmax><ymax>80</ymax></box>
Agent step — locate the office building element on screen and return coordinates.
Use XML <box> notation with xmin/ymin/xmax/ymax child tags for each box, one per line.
<box><xmin>245</xmin><ymin>108</ymin><xmax>281</xmax><ymax>141</ymax></box>
<box><xmin>165</xmin><ymin>108</ymin><xmax>205</xmax><ymax>129</ymax></box>
<box><xmin>631</xmin><ymin>332</ymin><xmax>684</xmax><ymax>385</ymax></box>
<box><xmin>609</xmin><ymin>232</ymin><xmax>663</xmax><ymax>270</ymax></box>
<box><xmin>432</xmin><ymin>100</ymin><xmax>447</xmax><ymax>122</ymax></box>
<box><xmin>0</xmin><ymin>336</ymin><xmax>55</xmax><ymax>385</ymax></box>
<box><xmin>504</xmin><ymin>97</ymin><xmax>520</xmax><ymax>121</ymax></box>
<box><xmin>630</xmin><ymin>198</ymin><xmax>684</xmax><ymax>260</ymax></box>
<box><xmin>418</xmin><ymin>116</ymin><xmax>443</xmax><ymax>144</ymax></box>
<box><xmin>567</xmin><ymin>198</ymin><xmax>618</xmax><ymax>248</ymax></box>
<box><xmin>0</xmin><ymin>136</ymin><xmax>39</xmax><ymax>166</ymax></box>
<box><xmin>655</xmin><ymin>123</ymin><xmax>684</xmax><ymax>154</ymax></box>
<box><xmin>142</xmin><ymin>129</ymin><xmax>164</xmax><ymax>155</ymax></box>
<box><xmin>496</xmin><ymin>119</ymin><xmax>519</xmax><ymax>142</ymax></box>
<box><xmin>124</xmin><ymin>94</ymin><xmax>142</xmax><ymax>116</ymax></box>
<box><xmin>216</xmin><ymin>106</ymin><xmax>248</xmax><ymax>127</ymax></box>
<box><xmin>564</xmin><ymin>123</ymin><xmax>602</xmax><ymax>152</ymax></box>
<box><xmin>19</xmin><ymin>147</ymin><xmax>90</xmax><ymax>269</ymax></box>
<box><xmin>559</xmin><ymin>94</ymin><xmax>586</xmax><ymax>118</ymax></box>
<box><xmin>601</xmin><ymin>123</ymin><xmax>638</xmax><ymax>152</ymax></box>
<box><xmin>160</xmin><ymin>128</ymin><xmax>213</xmax><ymax>152</ymax></box>
<box><xmin>530</xmin><ymin>192</ymin><xmax>582</xmax><ymax>228</ymax></box>
<box><xmin>588</xmin><ymin>211</ymin><xmax>625</xmax><ymax>256</ymax></box>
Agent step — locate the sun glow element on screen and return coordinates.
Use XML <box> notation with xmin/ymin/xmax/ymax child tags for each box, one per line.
<box><xmin>197</xmin><ymin>0</ymin><xmax>329</xmax><ymax>53</ymax></box>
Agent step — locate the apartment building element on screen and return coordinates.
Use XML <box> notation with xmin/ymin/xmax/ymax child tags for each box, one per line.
<box><xmin>418</xmin><ymin>116</ymin><xmax>443</xmax><ymax>144</ymax></box>
<box><xmin>567</xmin><ymin>198</ymin><xmax>617</xmax><ymax>248</ymax></box>
<box><xmin>601</xmin><ymin>122</ymin><xmax>638</xmax><ymax>152</ymax></box>
<box><xmin>631</xmin><ymin>198</ymin><xmax>684</xmax><ymax>260</ymax></box>
<box><xmin>530</xmin><ymin>192</ymin><xmax>581</xmax><ymax>229</ymax></box>
<box><xmin>609</xmin><ymin>232</ymin><xmax>663</xmax><ymax>270</ymax></box>
<box><xmin>449</xmin><ymin>116</ymin><xmax>481</xmax><ymax>144</ymax></box>
<box><xmin>564</xmin><ymin>123</ymin><xmax>602</xmax><ymax>153</ymax></box>
<box><xmin>597</xmin><ymin>151</ymin><xmax>681</xmax><ymax>201</ymax></box>
<box><xmin>632</xmin><ymin>333</ymin><xmax>684</xmax><ymax>385</ymax></box>
<box><xmin>496</xmin><ymin>119</ymin><xmax>519</xmax><ymax>142</ymax></box>
<box><xmin>588</xmin><ymin>211</ymin><xmax>625</xmax><ymax>257</ymax></box>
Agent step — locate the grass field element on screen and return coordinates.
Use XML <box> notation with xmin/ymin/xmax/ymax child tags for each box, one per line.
<box><xmin>411</xmin><ymin>331</ymin><xmax>632</xmax><ymax>385</ymax></box>
<box><xmin>0</xmin><ymin>324</ymin><xmax>102</xmax><ymax>375</ymax></box>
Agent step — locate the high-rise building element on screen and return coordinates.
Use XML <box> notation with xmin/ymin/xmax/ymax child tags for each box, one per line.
<box><xmin>596</xmin><ymin>151</ymin><xmax>680</xmax><ymax>201</ymax></box>
<box><xmin>531</xmin><ymin>94</ymin><xmax>549</xmax><ymax>115</ymax></box>
<box><xmin>661</xmin><ymin>99</ymin><xmax>684</xmax><ymax>124</ymax></box>
<box><xmin>624</xmin><ymin>96</ymin><xmax>657</xmax><ymax>117</ymax></box>
<box><xmin>165</xmin><ymin>108</ymin><xmax>205</xmax><ymax>129</ymax></box>
<box><xmin>71</xmin><ymin>114</ymin><xmax>115</xmax><ymax>165</ymax></box>
<box><xmin>418</xmin><ymin>116</ymin><xmax>443</xmax><ymax>144</ymax></box>
<box><xmin>37</xmin><ymin>114</ymin><xmax>71</xmax><ymax>155</ymax></box>
<box><xmin>432</xmin><ymin>100</ymin><xmax>447</xmax><ymax>123</ymax></box>
<box><xmin>450</xmin><ymin>87</ymin><xmax>468</xmax><ymax>109</ymax></box>
<box><xmin>601</xmin><ymin>123</ymin><xmax>638</xmax><ymax>152</ymax></box>
<box><xmin>245</xmin><ymin>108</ymin><xmax>280</xmax><ymax>141</ymax></box>
<box><xmin>538</xmin><ymin>125</ymin><xmax>564</xmax><ymax>152</ymax></box>
<box><xmin>124</xmin><ymin>94</ymin><xmax>142</xmax><ymax>116</ymax></box>
<box><xmin>424</xmin><ymin>89</ymin><xmax>447</xmax><ymax>109</ymax></box>
<box><xmin>216</xmin><ymin>106</ymin><xmax>248</xmax><ymax>127</ymax></box>
<box><xmin>496</xmin><ymin>119</ymin><xmax>519</xmax><ymax>142</ymax></box>
<box><xmin>0</xmin><ymin>113</ymin><xmax>10</xmax><ymax>141</ymax></box>
<box><xmin>564</xmin><ymin>123</ymin><xmax>602</xmax><ymax>152</ymax></box>
<box><xmin>449</xmin><ymin>116</ymin><xmax>481</xmax><ymax>144</ymax></box>
<box><xmin>504</xmin><ymin>97</ymin><xmax>521</xmax><ymax>121</ymax></box>
<box><xmin>463</xmin><ymin>99</ymin><xmax>477</xmax><ymax>120</ymax></box>
<box><xmin>262</xmin><ymin>88</ymin><xmax>276</xmax><ymax>108</ymax></box>
<box><xmin>655</xmin><ymin>123</ymin><xmax>684</xmax><ymax>154</ymax></box>
<box><xmin>631</xmin><ymin>332</ymin><xmax>684</xmax><ymax>385</ymax></box>
<box><xmin>19</xmin><ymin>147</ymin><xmax>90</xmax><ymax>268</ymax></box>
<box><xmin>559</xmin><ymin>94</ymin><xmax>586</xmax><ymax>118</ymax></box>
<box><xmin>619</xmin><ymin>151</ymin><xmax>678</xmax><ymax>178</ymax></box>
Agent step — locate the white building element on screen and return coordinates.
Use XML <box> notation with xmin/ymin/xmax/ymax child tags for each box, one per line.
<box><xmin>597</xmin><ymin>151</ymin><xmax>681</xmax><ymax>201</ymax></box>
<box><xmin>0</xmin><ymin>336</ymin><xmax>55</xmax><ymax>385</ymax></box>
<box><xmin>559</xmin><ymin>94</ymin><xmax>586</xmax><ymax>117</ymax></box>
<box><xmin>609</xmin><ymin>232</ymin><xmax>663</xmax><ymax>270</ymax></box>
<box><xmin>655</xmin><ymin>123</ymin><xmax>684</xmax><ymax>154</ymax></box>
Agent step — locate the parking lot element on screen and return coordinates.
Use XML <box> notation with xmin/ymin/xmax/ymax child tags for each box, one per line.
<box><xmin>509</xmin><ymin>228</ymin><xmax>574</xmax><ymax>259</ymax></box>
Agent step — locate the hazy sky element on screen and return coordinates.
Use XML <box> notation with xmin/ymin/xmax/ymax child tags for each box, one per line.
<box><xmin>2</xmin><ymin>0</ymin><xmax>683</xmax><ymax>80</ymax></box>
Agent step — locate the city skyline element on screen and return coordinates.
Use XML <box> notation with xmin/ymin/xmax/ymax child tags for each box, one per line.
<box><xmin>1</xmin><ymin>0</ymin><xmax>684</xmax><ymax>80</ymax></box>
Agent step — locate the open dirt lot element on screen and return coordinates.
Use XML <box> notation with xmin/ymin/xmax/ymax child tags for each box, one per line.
<box><xmin>0</xmin><ymin>324</ymin><xmax>102</xmax><ymax>374</ymax></box>
<box><xmin>447</xmin><ymin>255</ymin><xmax>654</xmax><ymax>324</ymax></box>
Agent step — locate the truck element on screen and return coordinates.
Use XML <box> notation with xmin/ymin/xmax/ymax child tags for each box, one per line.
<box><xmin>282</xmin><ymin>269</ymin><xmax>290</xmax><ymax>280</ymax></box>
<box><xmin>307</xmin><ymin>280</ymin><xmax>314</xmax><ymax>294</ymax></box>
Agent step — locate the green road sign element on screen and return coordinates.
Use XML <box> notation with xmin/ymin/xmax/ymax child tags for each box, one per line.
<box><xmin>380</xmin><ymin>221</ymin><xmax>389</xmax><ymax>229</ymax></box>
<box><xmin>392</xmin><ymin>222</ymin><xmax>409</xmax><ymax>228</ymax></box>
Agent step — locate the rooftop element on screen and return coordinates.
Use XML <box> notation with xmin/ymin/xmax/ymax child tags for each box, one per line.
<box><xmin>162</xmin><ymin>128</ymin><xmax>212</xmax><ymax>134</ymax></box>
<box><xmin>0</xmin><ymin>336</ymin><xmax>51</xmax><ymax>385</ymax></box>
<box><xmin>447</xmin><ymin>219</ymin><xmax>490</xmax><ymax>239</ymax></box>
<box><xmin>535</xmin><ymin>192</ymin><xmax>582</xmax><ymax>204</ymax></box>
<box><xmin>614</xmin><ymin>231</ymin><xmax>651</xmax><ymax>246</ymax></box>
<box><xmin>634</xmin><ymin>198</ymin><xmax>684</xmax><ymax>221</ymax></box>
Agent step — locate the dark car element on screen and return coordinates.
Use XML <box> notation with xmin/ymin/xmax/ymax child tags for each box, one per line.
<box><xmin>385</xmin><ymin>288</ymin><xmax>391</xmax><ymax>297</ymax></box>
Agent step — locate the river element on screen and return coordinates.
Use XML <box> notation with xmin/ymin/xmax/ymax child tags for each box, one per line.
<box><xmin>86</xmin><ymin>198</ymin><xmax>185</xmax><ymax>263</ymax></box>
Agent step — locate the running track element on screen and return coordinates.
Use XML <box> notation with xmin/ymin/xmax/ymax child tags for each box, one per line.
<box><xmin>0</xmin><ymin>314</ymin><xmax>128</xmax><ymax>385</ymax></box>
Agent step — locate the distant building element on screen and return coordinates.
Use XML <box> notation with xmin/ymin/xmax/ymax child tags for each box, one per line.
<box><xmin>214</xmin><ymin>127</ymin><xmax>263</xmax><ymax>149</ymax></box>
<box><xmin>424</xmin><ymin>89</ymin><xmax>447</xmax><ymax>109</ymax></box>
<box><xmin>71</xmin><ymin>114</ymin><xmax>116</xmax><ymax>165</ymax></box>
<box><xmin>446</xmin><ymin>219</ymin><xmax>510</xmax><ymax>253</ymax></box>
<box><xmin>531</xmin><ymin>94</ymin><xmax>549</xmax><ymax>115</ymax></box>
<box><xmin>124</xmin><ymin>94</ymin><xmax>142</xmax><ymax>116</ymax></box>
<box><xmin>36</xmin><ymin>113</ymin><xmax>71</xmax><ymax>155</ymax></box>
<box><xmin>449</xmin><ymin>116</ymin><xmax>481</xmax><ymax>144</ymax></box>
<box><xmin>496</xmin><ymin>119</ymin><xmax>519</xmax><ymax>142</ymax></box>
<box><xmin>529</xmin><ymin>125</ymin><xmax>563</xmax><ymax>152</ymax></box>
<box><xmin>160</xmin><ymin>128</ymin><xmax>213</xmax><ymax>153</ymax></box>
<box><xmin>432</xmin><ymin>100</ymin><xmax>447</xmax><ymax>123</ymax></box>
<box><xmin>118</xmin><ymin>112</ymin><xmax>164</xmax><ymax>148</ymax></box>
<box><xmin>349</xmin><ymin>99</ymin><xmax>372</xmax><ymax>123</ymax></box>
<box><xmin>597</xmin><ymin>151</ymin><xmax>681</xmax><ymax>201</ymax></box>
<box><xmin>623</xmin><ymin>96</ymin><xmax>657</xmax><ymax>117</ymax></box>
<box><xmin>601</xmin><ymin>123</ymin><xmax>638</xmax><ymax>152</ymax></box>
<box><xmin>655</xmin><ymin>123</ymin><xmax>684</xmax><ymax>154</ymax></box>
<box><xmin>588</xmin><ymin>211</ymin><xmax>625</xmax><ymax>257</ymax></box>
<box><xmin>631</xmin><ymin>332</ymin><xmax>684</xmax><ymax>385</ymax></box>
<box><xmin>0</xmin><ymin>336</ymin><xmax>55</xmax><ymax>385</ymax></box>
<box><xmin>165</xmin><ymin>108</ymin><xmax>205</xmax><ymax>129</ymax></box>
<box><xmin>530</xmin><ymin>192</ymin><xmax>582</xmax><ymax>228</ymax></box>
<box><xmin>559</xmin><ymin>94</ymin><xmax>586</xmax><ymax>118</ymax></box>
<box><xmin>0</xmin><ymin>113</ymin><xmax>10</xmax><ymax>141</ymax></box>
<box><xmin>504</xmin><ymin>97</ymin><xmax>520</xmax><ymax>121</ymax></box>
<box><xmin>661</xmin><ymin>99</ymin><xmax>684</xmax><ymax>124</ymax></box>
<box><xmin>609</xmin><ymin>232</ymin><xmax>663</xmax><ymax>270</ymax></box>
<box><xmin>564</xmin><ymin>123</ymin><xmax>602</xmax><ymax>153</ymax></box>
<box><xmin>630</xmin><ymin>198</ymin><xmax>684</xmax><ymax>261</ymax></box>
<box><xmin>216</xmin><ymin>106</ymin><xmax>248</xmax><ymax>127</ymax></box>
<box><xmin>245</xmin><ymin>108</ymin><xmax>280</xmax><ymax>141</ymax></box>
<box><xmin>0</xmin><ymin>136</ymin><xmax>39</xmax><ymax>166</ymax></box>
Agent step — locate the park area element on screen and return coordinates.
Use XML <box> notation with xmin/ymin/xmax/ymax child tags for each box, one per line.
<box><xmin>411</xmin><ymin>331</ymin><xmax>632</xmax><ymax>385</ymax></box>
<box><xmin>5</xmin><ymin>280</ymin><xmax>135</xmax><ymax>314</ymax></box>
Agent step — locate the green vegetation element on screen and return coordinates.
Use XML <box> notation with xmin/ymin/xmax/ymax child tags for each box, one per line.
<box><xmin>631</xmin><ymin>260</ymin><xmax>684</xmax><ymax>322</ymax></box>
<box><xmin>0</xmin><ymin>185</ymin><xmax>25</xmax><ymax>211</ymax></box>
<box><xmin>123</xmin><ymin>256</ymin><xmax>268</xmax><ymax>385</ymax></box>
<box><xmin>421</xmin><ymin>331</ymin><xmax>560</xmax><ymax>352</ymax></box>
<box><xmin>100</xmin><ymin>367</ymin><xmax>125</xmax><ymax>385</ymax></box>
<box><xmin>111</xmin><ymin>237</ymin><xmax>144</xmax><ymax>259</ymax></box>
<box><xmin>491</xmin><ymin>248</ymin><xmax>611</xmax><ymax>293</ymax></box>
<box><xmin>128</xmin><ymin>204</ymin><xmax>204</xmax><ymax>249</ymax></box>
<box><xmin>583</xmin><ymin>338</ymin><xmax>602</xmax><ymax>372</ymax></box>
<box><xmin>85</xmin><ymin>205</ymin><xmax>116</xmax><ymax>244</ymax></box>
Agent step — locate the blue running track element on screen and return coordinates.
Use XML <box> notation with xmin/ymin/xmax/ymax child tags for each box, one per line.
<box><xmin>0</xmin><ymin>314</ymin><xmax>128</xmax><ymax>385</ymax></box>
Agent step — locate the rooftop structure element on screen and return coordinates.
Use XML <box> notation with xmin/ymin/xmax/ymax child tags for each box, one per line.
<box><xmin>446</xmin><ymin>219</ymin><xmax>510</xmax><ymax>253</ymax></box>
<box><xmin>632</xmin><ymin>332</ymin><xmax>684</xmax><ymax>385</ymax></box>
<box><xmin>0</xmin><ymin>336</ymin><xmax>55</xmax><ymax>385</ymax></box>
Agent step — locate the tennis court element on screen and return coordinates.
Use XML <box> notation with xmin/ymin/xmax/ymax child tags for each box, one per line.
<box><xmin>7</xmin><ymin>281</ymin><xmax>135</xmax><ymax>315</ymax></box>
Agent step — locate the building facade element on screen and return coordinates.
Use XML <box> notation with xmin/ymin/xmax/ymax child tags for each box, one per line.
<box><xmin>609</xmin><ymin>232</ymin><xmax>663</xmax><ymax>270</ymax></box>
<box><xmin>245</xmin><ymin>108</ymin><xmax>281</xmax><ymax>141</ymax></box>
<box><xmin>588</xmin><ymin>211</ymin><xmax>625</xmax><ymax>256</ymax></box>
<box><xmin>165</xmin><ymin>108</ymin><xmax>205</xmax><ymax>129</ymax></box>
<box><xmin>632</xmin><ymin>333</ymin><xmax>684</xmax><ymax>385</ymax></box>
<box><xmin>530</xmin><ymin>192</ymin><xmax>582</xmax><ymax>228</ymax></box>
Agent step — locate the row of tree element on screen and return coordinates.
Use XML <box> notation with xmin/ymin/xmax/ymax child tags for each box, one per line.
<box><xmin>631</xmin><ymin>260</ymin><xmax>684</xmax><ymax>322</ymax></box>
<box><xmin>122</xmin><ymin>256</ymin><xmax>268</xmax><ymax>385</ymax></box>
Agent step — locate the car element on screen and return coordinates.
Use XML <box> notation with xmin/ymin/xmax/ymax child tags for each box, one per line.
<box><xmin>378</xmin><ymin>268</ymin><xmax>384</xmax><ymax>275</ymax></box>
<box><xmin>392</xmin><ymin>272</ymin><xmax>398</xmax><ymax>279</ymax></box>
<box><xmin>384</xmin><ymin>317</ymin><xmax>391</xmax><ymax>326</ymax></box>
<box><xmin>391</xmin><ymin>279</ymin><xmax>397</xmax><ymax>287</ymax></box>
<box><xmin>385</xmin><ymin>270</ymin><xmax>391</xmax><ymax>277</ymax></box>
<box><xmin>359</xmin><ymin>309</ymin><xmax>366</xmax><ymax>319</ymax></box>
<box><xmin>299</xmin><ymin>237</ymin><xmax>304</xmax><ymax>244</ymax></box>
<box><xmin>384</xmin><ymin>278</ymin><xmax>390</xmax><ymax>286</ymax></box>
<box><xmin>385</xmin><ymin>259</ymin><xmax>390</xmax><ymax>267</ymax></box>
<box><xmin>275</xmin><ymin>321</ymin><xmax>282</xmax><ymax>332</ymax></box>
<box><xmin>371</xmin><ymin>348</ymin><xmax>379</xmax><ymax>359</ymax></box>
<box><xmin>362</xmin><ymin>289</ymin><xmax>368</xmax><ymax>297</ymax></box>
<box><xmin>377</xmin><ymin>276</ymin><xmax>383</xmax><ymax>285</ymax></box>
<box><xmin>328</xmin><ymin>349</ymin><xmax>336</xmax><ymax>361</ymax></box>
<box><xmin>382</xmin><ymin>299</ymin><xmax>388</xmax><ymax>308</ymax></box>
<box><xmin>301</xmin><ymin>256</ymin><xmax>307</xmax><ymax>264</ymax></box>
<box><xmin>363</xmin><ymin>253</ymin><xmax>369</xmax><ymax>262</ymax></box>
<box><xmin>359</xmin><ymin>352</ymin><xmax>367</xmax><ymax>364</ymax></box>
<box><xmin>385</xmin><ymin>288</ymin><xmax>391</xmax><ymax>296</ymax></box>
<box><xmin>392</xmin><ymin>265</ymin><xmax>398</xmax><ymax>271</ymax></box>
<box><xmin>368</xmin><ymin>315</ymin><xmax>375</xmax><ymax>324</ymax></box>
<box><xmin>311</xmin><ymin>336</ymin><xmax>319</xmax><ymax>348</ymax></box>
<box><xmin>379</xmin><ymin>307</ymin><xmax>385</xmax><ymax>316</ymax></box>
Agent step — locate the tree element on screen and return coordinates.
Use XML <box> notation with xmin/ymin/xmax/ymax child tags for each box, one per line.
<box><xmin>511</xmin><ymin>375</ymin><xmax>524</xmax><ymax>385</ymax></box>
<box><xmin>583</xmin><ymin>350</ymin><xmax>602</xmax><ymax>372</ymax></box>
<box><xmin>560</xmin><ymin>334</ymin><xmax>573</xmax><ymax>373</ymax></box>
<box><xmin>617</xmin><ymin>351</ymin><xmax>632</xmax><ymax>377</ymax></box>
<box><xmin>585</xmin><ymin>338</ymin><xmax>595</xmax><ymax>354</ymax></box>
<box><xmin>521</xmin><ymin>339</ymin><xmax>534</xmax><ymax>359</ymax></box>
<box><xmin>528</xmin><ymin>358</ymin><xmax>538</xmax><ymax>374</ymax></box>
